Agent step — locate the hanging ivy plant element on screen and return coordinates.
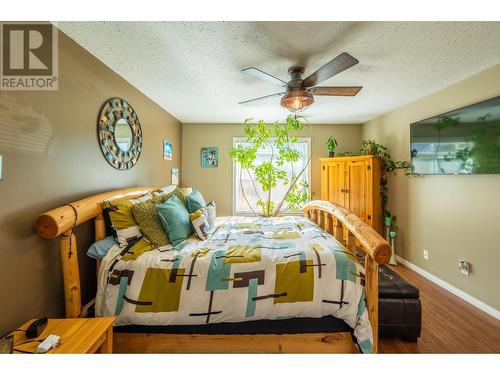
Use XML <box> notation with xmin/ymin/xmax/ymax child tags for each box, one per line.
<box><xmin>339</xmin><ymin>139</ymin><xmax>413</xmax><ymax>231</ymax></box>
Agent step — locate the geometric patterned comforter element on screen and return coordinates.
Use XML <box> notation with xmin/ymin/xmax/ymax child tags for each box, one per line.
<box><xmin>95</xmin><ymin>216</ymin><xmax>373</xmax><ymax>353</ymax></box>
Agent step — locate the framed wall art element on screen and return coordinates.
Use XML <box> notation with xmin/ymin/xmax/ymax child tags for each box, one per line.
<box><xmin>163</xmin><ymin>140</ymin><xmax>173</xmax><ymax>160</ymax></box>
<box><xmin>201</xmin><ymin>147</ymin><xmax>218</xmax><ymax>168</ymax></box>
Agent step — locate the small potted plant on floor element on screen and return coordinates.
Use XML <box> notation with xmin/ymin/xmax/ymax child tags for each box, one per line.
<box><xmin>326</xmin><ymin>137</ymin><xmax>338</xmax><ymax>157</ymax></box>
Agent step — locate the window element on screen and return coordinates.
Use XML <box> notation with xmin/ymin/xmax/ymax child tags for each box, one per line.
<box><xmin>232</xmin><ymin>137</ymin><xmax>311</xmax><ymax>215</ymax></box>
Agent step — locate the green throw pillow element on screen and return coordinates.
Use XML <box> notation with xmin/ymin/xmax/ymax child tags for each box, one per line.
<box><xmin>132</xmin><ymin>199</ymin><xmax>170</xmax><ymax>248</ymax></box>
<box><xmin>156</xmin><ymin>195</ymin><xmax>193</xmax><ymax>246</ymax></box>
<box><xmin>154</xmin><ymin>187</ymin><xmax>187</xmax><ymax>204</ymax></box>
<box><xmin>185</xmin><ymin>189</ymin><xmax>206</xmax><ymax>213</ymax></box>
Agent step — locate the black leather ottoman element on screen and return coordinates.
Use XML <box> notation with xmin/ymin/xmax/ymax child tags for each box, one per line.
<box><xmin>378</xmin><ymin>264</ymin><xmax>422</xmax><ymax>342</ymax></box>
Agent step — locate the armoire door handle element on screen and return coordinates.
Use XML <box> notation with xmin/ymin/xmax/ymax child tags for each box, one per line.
<box><xmin>340</xmin><ymin>188</ymin><xmax>345</xmax><ymax>193</ymax></box>
<box><xmin>344</xmin><ymin>189</ymin><xmax>349</xmax><ymax>193</ymax></box>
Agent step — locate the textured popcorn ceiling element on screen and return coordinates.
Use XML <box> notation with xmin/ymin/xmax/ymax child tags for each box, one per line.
<box><xmin>58</xmin><ymin>22</ymin><xmax>500</xmax><ymax>124</ymax></box>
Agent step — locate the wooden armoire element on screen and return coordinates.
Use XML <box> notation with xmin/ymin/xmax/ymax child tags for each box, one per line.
<box><xmin>320</xmin><ymin>155</ymin><xmax>383</xmax><ymax>234</ymax></box>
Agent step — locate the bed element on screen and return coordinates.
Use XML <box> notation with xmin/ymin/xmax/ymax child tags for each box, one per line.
<box><xmin>35</xmin><ymin>187</ymin><xmax>391</xmax><ymax>353</ymax></box>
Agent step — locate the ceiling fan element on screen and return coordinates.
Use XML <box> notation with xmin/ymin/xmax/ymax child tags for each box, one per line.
<box><xmin>239</xmin><ymin>52</ymin><xmax>362</xmax><ymax>112</ymax></box>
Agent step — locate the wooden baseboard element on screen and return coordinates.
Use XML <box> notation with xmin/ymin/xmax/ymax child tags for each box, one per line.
<box><xmin>113</xmin><ymin>332</ymin><xmax>355</xmax><ymax>354</ymax></box>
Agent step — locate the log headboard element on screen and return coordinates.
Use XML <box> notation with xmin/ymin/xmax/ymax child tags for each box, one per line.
<box><xmin>35</xmin><ymin>187</ymin><xmax>157</xmax><ymax>239</ymax></box>
<box><xmin>34</xmin><ymin>187</ymin><xmax>157</xmax><ymax>318</ymax></box>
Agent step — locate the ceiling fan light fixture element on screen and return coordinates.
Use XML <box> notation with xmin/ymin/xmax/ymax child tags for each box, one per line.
<box><xmin>240</xmin><ymin>53</ymin><xmax>360</xmax><ymax>110</ymax></box>
<box><xmin>280</xmin><ymin>89</ymin><xmax>314</xmax><ymax>112</ymax></box>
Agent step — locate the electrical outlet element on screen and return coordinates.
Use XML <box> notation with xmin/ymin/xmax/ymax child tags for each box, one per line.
<box><xmin>423</xmin><ymin>249</ymin><xmax>429</xmax><ymax>260</ymax></box>
<box><xmin>458</xmin><ymin>259</ymin><xmax>471</xmax><ymax>276</ymax></box>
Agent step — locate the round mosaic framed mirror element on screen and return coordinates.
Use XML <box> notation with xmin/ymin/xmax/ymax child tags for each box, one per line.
<box><xmin>97</xmin><ymin>98</ymin><xmax>142</xmax><ymax>170</ymax></box>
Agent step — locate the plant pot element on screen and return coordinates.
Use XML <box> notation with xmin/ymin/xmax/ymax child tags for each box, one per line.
<box><xmin>328</xmin><ymin>151</ymin><xmax>335</xmax><ymax>157</ymax></box>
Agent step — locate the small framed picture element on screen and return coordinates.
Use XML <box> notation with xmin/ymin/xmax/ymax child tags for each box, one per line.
<box><xmin>200</xmin><ymin>147</ymin><xmax>218</xmax><ymax>168</ymax></box>
<box><xmin>171</xmin><ymin>168</ymin><xmax>179</xmax><ymax>186</ymax></box>
<box><xmin>163</xmin><ymin>140</ymin><xmax>173</xmax><ymax>160</ymax></box>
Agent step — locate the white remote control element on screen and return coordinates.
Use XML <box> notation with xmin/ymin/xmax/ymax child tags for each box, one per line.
<box><xmin>36</xmin><ymin>334</ymin><xmax>60</xmax><ymax>353</ymax></box>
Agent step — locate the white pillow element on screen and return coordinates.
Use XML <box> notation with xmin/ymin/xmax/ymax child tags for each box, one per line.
<box><xmin>154</xmin><ymin>184</ymin><xmax>176</xmax><ymax>197</ymax></box>
<box><xmin>180</xmin><ymin>187</ymin><xmax>193</xmax><ymax>196</ymax></box>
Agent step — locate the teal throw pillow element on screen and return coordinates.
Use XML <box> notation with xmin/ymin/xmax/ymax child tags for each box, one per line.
<box><xmin>185</xmin><ymin>189</ymin><xmax>206</xmax><ymax>213</ymax></box>
<box><xmin>156</xmin><ymin>195</ymin><xmax>193</xmax><ymax>246</ymax></box>
<box><xmin>86</xmin><ymin>236</ymin><xmax>118</xmax><ymax>259</ymax></box>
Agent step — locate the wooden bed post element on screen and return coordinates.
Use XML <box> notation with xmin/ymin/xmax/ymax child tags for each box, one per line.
<box><xmin>334</xmin><ymin>218</ymin><xmax>344</xmax><ymax>244</ymax></box>
<box><xmin>60</xmin><ymin>231</ymin><xmax>82</xmax><ymax>318</ymax></box>
<box><xmin>365</xmin><ymin>256</ymin><xmax>379</xmax><ymax>353</ymax></box>
<box><xmin>95</xmin><ymin>213</ymin><xmax>106</xmax><ymax>241</ymax></box>
<box><xmin>317</xmin><ymin>209</ymin><xmax>324</xmax><ymax>229</ymax></box>
<box><xmin>94</xmin><ymin>213</ymin><xmax>107</xmax><ymax>279</ymax></box>
<box><xmin>346</xmin><ymin>232</ymin><xmax>356</xmax><ymax>256</ymax></box>
<box><xmin>324</xmin><ymin>212</ymin><xmax>333</xmax><ymax>234</ymax></box>
<box><xmin>310</xmin><ymin>209</ymin><xmax>317</xmax><ymax>224</ymax></box>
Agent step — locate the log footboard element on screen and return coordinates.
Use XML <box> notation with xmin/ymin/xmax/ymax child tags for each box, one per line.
<box><xmin>302</xmin><ymin>200</ymin><xmax>392</xmax><ymax>353</ymax></box>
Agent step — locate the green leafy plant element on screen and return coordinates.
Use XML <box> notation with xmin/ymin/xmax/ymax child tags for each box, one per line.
<box><xmin>339</xmin><ymin>139</ymin><xmax>413</xmax><ymax>229</ymax></box>
<box><xmin>326</xmin><ymin>137</ymin><xmax>338</xmax><ymax>152</ymax></box>
<box><xmin>360</xmin><ymin>139</ymin><xmax>413</xmax><ymax>227</ymax></box>
<box><xmin>230</xmin><ymin>115</ymin><xmax>312</xmax><ymax>217</ymax></box>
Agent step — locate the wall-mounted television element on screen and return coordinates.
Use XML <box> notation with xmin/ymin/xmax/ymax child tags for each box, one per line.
<box><xmin>410</xmin><ymin>96</ymin><xmax>500</xmax><ymax>175</ymax></box>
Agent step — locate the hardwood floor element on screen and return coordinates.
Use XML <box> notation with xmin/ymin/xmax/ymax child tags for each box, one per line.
<box><xmin>379</xmin><ymin>264</ymin><xmax>500</xmax><ymax>353</ymax></box>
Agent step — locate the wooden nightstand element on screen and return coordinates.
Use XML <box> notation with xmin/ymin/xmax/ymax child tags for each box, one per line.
<box><xmin>12</xmin><ymin>317</ymin><xmax>115</xmax><ymax>354</ymax></box>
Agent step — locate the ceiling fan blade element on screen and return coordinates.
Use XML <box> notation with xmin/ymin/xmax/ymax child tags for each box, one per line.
<box><xmin>239</xmin><ymin>92</ymin><xmax>285</xmax><ymax>105</ymax></box>
<box><xmin>307</xmin><ymin>86</ymin><xmax>362</xmax><ymax>96</ymax></box>
<box><xmin>302</xmin><ymin>52</ymin><xmax>359</xmax><ymax>87</ymax></box>
<box><xmin>242</xmin><ymin>67</ymin><xmax>288</xmax><ymax>87</ymax></box>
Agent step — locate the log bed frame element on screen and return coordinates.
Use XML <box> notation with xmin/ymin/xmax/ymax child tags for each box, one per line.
<box><xmin>34</xmin><ymin>188</ymin><xmax>391</xmax><ymax>354</ymax></box>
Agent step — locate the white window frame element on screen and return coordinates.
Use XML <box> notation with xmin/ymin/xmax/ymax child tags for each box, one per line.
<box><xmin>232</xmin><ymin>136</ymin><xmax>312</xmax><ymax>216</ymax></box>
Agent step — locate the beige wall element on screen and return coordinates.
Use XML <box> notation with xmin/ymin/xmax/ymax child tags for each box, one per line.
<box><xmin>181</xmin><ymin>123</ymin><xmax>362</xmax><ymax>216</ymax></box>
<box><xmin>0</xmin><ymin>31</ymin><xmax>182</xmax><ymax>331</ymax></box>
<box><xmin>362</xmin><ymin>63</ymin><xmax>500</xmax><ymax>311</ymax></box>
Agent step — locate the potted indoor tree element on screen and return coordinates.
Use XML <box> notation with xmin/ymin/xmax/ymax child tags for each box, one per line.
<box><xmin>230</xmin><ymin>115</ymin><xmax>312</xmax><ymax>217</ymax></box>
<box><xmin>326</xmin><ymin>137</ymin><xmax>338</xmax><ymax>157</ymax></box>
